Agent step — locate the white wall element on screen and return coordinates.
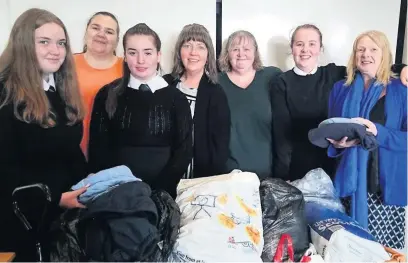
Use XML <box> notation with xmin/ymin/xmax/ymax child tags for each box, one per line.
<box><xmin>1</xmin><ymin>0</ymin><xmax>216</xmax><ymax>74</ymax></box>
<box><xmin>0</xmin><ymin>0</ymin><xmax>10</xmax><ymax>49</ymax></box>
<box><xmin>223</xmin><ymin>0</ymin><xmax>401</xmax><ymax>71</ymax></box>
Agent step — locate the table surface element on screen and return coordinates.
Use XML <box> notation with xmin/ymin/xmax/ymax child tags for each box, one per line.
<box><xmin>0</xmin><ymin>253</ymin><xmax>15</xmax><ymax>262</ymax></box>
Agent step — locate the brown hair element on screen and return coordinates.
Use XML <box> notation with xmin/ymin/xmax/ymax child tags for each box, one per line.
<box><xmin>218</xmin><ymin>30</ymin><xmax>263</xmax><ymax>72</ymax></box>
<box><xmin>345</xmin><ymin>30</ymin><xmax>394</xmax><ymax>86</ymax></box>
<box><xmin>106</xmin><ymin>23</ymin><xmax>161</xmax><ymax>118</ymax></box>
<box><xmin>83</xmin><ymin>11</ymin><xmax>120</xmax><ymax>55</ymax></box>
<box><xmin>0</xmin><ymin>8</ymin><xmax>84</xmax><ymax>127</ymax></box>
<box><xmin>171</xmin><ymin>23</ymin><xmax>218</xmax><ymax>83</ymax></box>
<box><xmin>290</xmin><ymin>24</ymin><xmax>323</xmax><ymax>49</ymax></box>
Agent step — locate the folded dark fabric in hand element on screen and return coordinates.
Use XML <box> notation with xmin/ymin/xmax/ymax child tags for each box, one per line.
<box><xmin>308</xmin><ymin>123</ymin><xmax>378</xmax><ymax>150</ymax></box>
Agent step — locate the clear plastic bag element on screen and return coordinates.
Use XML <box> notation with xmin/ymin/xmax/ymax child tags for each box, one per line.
<box><xmin>290</xmin><ymin>168</ymin><xmax>344</xmax><ymax>212</ymax></box>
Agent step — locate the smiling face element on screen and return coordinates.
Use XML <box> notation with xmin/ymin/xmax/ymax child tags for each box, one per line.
<box><xmin>228</xmin><ymin>36</ymin><xmax>256</xmax><ymax>73</ymax></box>
<box><xmin>180</xmin><ymin>40</ymin><xmax>208</xmax><ymax>75</ymax></box>
<box><xmin>35</xmin><ymin>22</ymin><xmax>67</xmax><ymax>75</ymax></box>
<box><xmin>84</xmin><ymin>14</ymin><xmax>118</xmax><ymax>55</ymax></box>
<box><xmin>291</xmin><ymin>27</ymin><xmax>321</xmax><ymax>73</ymax></box>
<box><xmin>125</xmin><ymin>34</ymin><xmax>161</xmax><ymax>81</ymax></box>
<box><xmin>355</xmin><ymin>35</ymin><xmax>383</xmax><ymax>78</ymax></box>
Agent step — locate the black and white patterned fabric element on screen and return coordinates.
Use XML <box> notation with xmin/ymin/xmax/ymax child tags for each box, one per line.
<box><xmin>182</xmin><ymin>158</ymin><xmax>194</xmax><ymax>179</ymax></box>
<box><xmin>342</xmin><ymin>193</ymin><xmax>406</xmax><ymax>249</ymax></box>
<box><xmin>367</xmin><ymin>193</ymin><xmax>406</xmax><ymax>249</ymax></box>
<box><xmin>177</xmin><ymin>82</ymin><xmax>197</xmax><ymax>179</ymax></box>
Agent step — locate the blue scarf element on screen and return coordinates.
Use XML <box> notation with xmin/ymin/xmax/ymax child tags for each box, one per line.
<box><xmin>335</xmin><ymin>73</ymin><xmax>384</xmax><ymax>228</ymax></box>
<box><xmin>331</xmin><ymin>73</ymin><xmax>407</xmax><ymax>229</ymax></box>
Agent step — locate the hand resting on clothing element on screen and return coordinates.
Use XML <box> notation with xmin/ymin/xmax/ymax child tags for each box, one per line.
<box><xmin>59</xmin><ymin>185</ymin><xmax>89</xmax><ymax>209</ymax></box>
<box><xmin>326</xmin><ymin>136</ymin><xmax>360</xmax><ymax>149</ymax></box>
<box><xmin>401</xmin><ymin>66</ymin><xmax>408</xmax><ymax>86</ymax></box>
<box><xmin>351</xmin><ymin>117</ymin><xmax>378</xmax><ymax>136</ymax></box>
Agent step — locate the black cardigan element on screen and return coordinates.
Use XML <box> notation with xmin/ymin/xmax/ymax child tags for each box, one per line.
<box><xmin>163</xmin><ymin>74</ymin><xmax>231</xmax><ymax>178</ymax></box>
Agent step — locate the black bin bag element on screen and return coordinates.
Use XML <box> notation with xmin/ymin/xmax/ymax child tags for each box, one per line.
<box><xmin>48</xmin><ymin>208</ymin><xmax>85</xmax><ymax>262</ymax></box>
<box><xmin>260</xmin><ymin>178</ymin><xmax>309</xmax><ymax>262</ymax></box>
<box><xmin>146</xmin><ymin>190</ymin><xmax>181</xmax><ymax>262</ymax></box>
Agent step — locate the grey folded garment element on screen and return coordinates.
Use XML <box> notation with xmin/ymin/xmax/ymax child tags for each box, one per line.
<box><xmin>318</xmin><ymin>117</ymin><xmax>365</xmax><ymax>127</ymax></box>
<box><xmin>308</xmin><ymin>122</ymin><xmax>378</xmax><ymax>150</ymax></box>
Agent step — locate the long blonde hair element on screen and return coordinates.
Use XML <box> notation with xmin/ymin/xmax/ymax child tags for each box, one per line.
<box><xmin>345</xmin><ymin>30</ymin><xmax>394</xmax><ymax>86</ymax></box>
<box><xmin>0</xmin><ymin>8</ymin><xmax>84</xmax><ymax>128</ymax></box>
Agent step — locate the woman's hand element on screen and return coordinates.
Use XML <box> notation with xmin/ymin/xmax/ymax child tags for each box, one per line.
<box><xmin>59</xmin><ymin>185</ymin><xmax>89</xmax><ymax>209</ymax></box>
<box><xmin>352</xmin><ymin>117</ymin><xmax>378</xmax><ymax>136</ymax></box>
<box><xmin>400</xmin><ymin>66</ymin><xmax>408</xmax><ymax>86</ymax></box>
<box><xmin>327</xmin><ymin>136</ymin><xmax>360</xmax><ymax>148</ymax></box>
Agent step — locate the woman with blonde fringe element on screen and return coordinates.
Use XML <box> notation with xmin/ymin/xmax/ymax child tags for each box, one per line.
<box><xmin>327</xmin><ymin>30</ymin><xmax>407</xmax><ymax>249</ymax></box>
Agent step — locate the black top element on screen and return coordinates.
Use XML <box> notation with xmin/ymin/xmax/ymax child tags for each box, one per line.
<box><xmin>368</xmin><ymin>96</ymin><xmax>386</xmax><ymax>194</ymax></box>
<box><xmin>271</xmin><ymin>63</ymin><xmax>345</xmax><ymax>181</ymax></box>
<box><xmin>0</xmin><ymin>83</ymin><xmax>87</xmax><ymax>254</ymax></box>
<box><xmin>163</xmin><ymin>74</ymin><xmax>231</xmax><ymax>178</ymax></box>
<box><xmin>88</xmin><ymin>78</ymin><xmax>193</xmax><ymax>198</ymax></box>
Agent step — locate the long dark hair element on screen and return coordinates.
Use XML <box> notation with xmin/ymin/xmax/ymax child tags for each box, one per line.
<box><xmin>105</xmin><ymin>23</ymin><xmax>161</xmax><ymax>118</ymax></box>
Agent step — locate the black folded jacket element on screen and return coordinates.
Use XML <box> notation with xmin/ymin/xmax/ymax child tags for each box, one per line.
<box><xmin>308</xmin><ymin>123</ymin><xmax>378</xmax><ymax>150</ymax></box>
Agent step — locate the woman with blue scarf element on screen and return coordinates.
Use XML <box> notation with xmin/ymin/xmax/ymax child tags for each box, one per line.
<box><xmin>327</xmin><ymin>30</ymin><xmax>407</xmax><ymax>249</ymax></box>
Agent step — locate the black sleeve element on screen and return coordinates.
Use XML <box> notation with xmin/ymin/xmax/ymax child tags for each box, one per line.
<box><xmin>329</xmin><ymin>63</ymin><xmax>406</xmax><ymax>80</ymax></box>
<box><xmin>270</xmin><ymin>77</ymin><xmax>292</xmax><ymax>180</ymax></box>
<box><xmin>162</xmin><ymin>74</ymin><xmax>177</xmax><ymax>85</ymax></box>
<box><xmin>88</xmin><ymin>85</ymin><xmax>113</xmax><ymax>173</ymax></box>
<box><xmin>0</xmin><ymin>103</ymin><xmax>79</xmax><ymax>205</ymax></box>
<box><xmin>209</xmin><ymin>85</ymin><xmax>231</xmax><ymax>175</ymax></box>
<box><xmin>0</xmin><ymin>103</ymin><xmax>23</xmax><ymax>204</ymax></box>
<box><xmin>48</xmin><ymin>128</ymin><xmax>88</xmax><ymax>203</ymax></box>
<box><xmin>155</xmin><ymin>90</ymin><xmax>193</xmax><ymax>197</ymax></box>
<box><xmin>391</xmin><ymin>63</ymin><xmax>407</xmax><ymax>75</ymax></box>
<box><xmin>320</xmin><ymin>63</ymin><xmax>347</xmax><ymax>82</ymax></box>
<box><xmin>69</xmin><ymin>133</ymin><xmax>89</xmax><ymax>184</ymax></box>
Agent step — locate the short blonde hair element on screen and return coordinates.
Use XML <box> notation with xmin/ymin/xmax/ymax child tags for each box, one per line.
<box><xmin>345</xmin><ymin>30</ymin><xmax>393</xmax><ymax>86</ymax></box>
<box><xmin>218</xmin><ymin>30</ymin><xmax>263</xmax><ymax>72</ymax></box>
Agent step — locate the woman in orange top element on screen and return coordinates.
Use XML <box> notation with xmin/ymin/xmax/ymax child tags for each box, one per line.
<box><xmin>74</xmin><ymin>11</ymin><xmax>123</xmax><ymax>158</ymax></box>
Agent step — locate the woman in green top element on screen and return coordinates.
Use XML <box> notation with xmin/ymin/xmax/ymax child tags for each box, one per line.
<box><xmin>218</xmin><ymin>30</ymin><xmax>281</xmax><ymax>179</ymax></box>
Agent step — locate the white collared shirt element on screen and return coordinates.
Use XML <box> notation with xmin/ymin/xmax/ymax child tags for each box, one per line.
<box><xmin>127</xmin><ymin>74</ymin><xmax>168</xmax><ymax>93</ymax></box>
<box><xmin>293</xmin><ymin>66</ymin><xmax>318</xmax><ymax>76</ymax></box>
<box><xmin>43</xmin><ymin>73</ymin><xmax>56</xmax><ymax>91</ymax></box>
